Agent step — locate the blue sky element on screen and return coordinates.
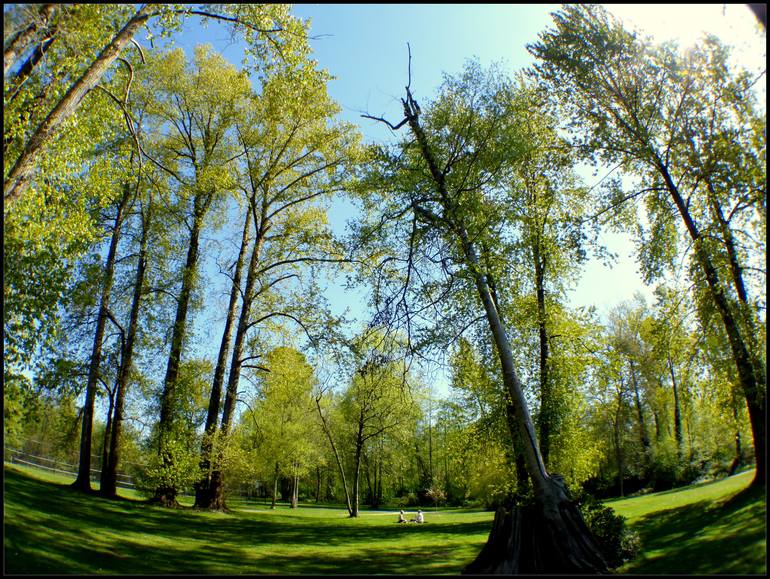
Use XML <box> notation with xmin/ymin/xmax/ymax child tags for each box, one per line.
<box><xmin>148</xmin><ymin>4</ymin><xmax>764</xmax><ymax>386</ymax></box>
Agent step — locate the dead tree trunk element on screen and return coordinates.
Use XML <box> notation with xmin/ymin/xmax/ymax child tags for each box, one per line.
<box><xmin>394</xmin><ymin>87</ymin><xmax>608</xmax><ymax>573</ymax></box>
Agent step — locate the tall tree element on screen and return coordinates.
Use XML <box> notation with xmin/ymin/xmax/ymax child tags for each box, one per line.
<box><xmin>194</xmin><ymin>209</ymin><xmax>251</xmax><ymax>507</ymax></box>
<box><xmin>359</xmin><ymin>59</ymin><xmax>608</xmax><ymax>571</ymax></box>
<box><xmin>195</xmin><ymin>59</ymin><xmax>361</xmax><ymax>510</ymax></box>
<box><xmin>529</xmin><ymin>4</ymin><xmax>766</xmax><ymax>486</ymax></box>
<box><xmin>71</xmin><ymin>179</ymin><xmax>136</xmax><ymax>492</ymax></box>
<box><xmin>500</xmin><ymin>78</ymin><xmax>598</xmax><ymax>468</ymax></box>
<box><xmin>99</xmin><ymin>173</ymin><xmax>161</xmax><ymax>498</ymax></box>
<box><xmin>140</xmin><ymin>46</ymin><xmax>250</xmax><ymax>506</ymax></box>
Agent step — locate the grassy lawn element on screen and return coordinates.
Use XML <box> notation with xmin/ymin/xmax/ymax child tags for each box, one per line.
<box><xmin>607</xmin><ymin>469</ymin><xmax>766</xmax><ymax>575</ymax></box>
<box><xmin>3</xmin><ymin>463</ymin><xmax>492</xmax><ymax>575</ymax></box>
<box><xmin>3</xmin><ymin>463</ymin><xmax>765</xmax><ymax>574</ymax></box>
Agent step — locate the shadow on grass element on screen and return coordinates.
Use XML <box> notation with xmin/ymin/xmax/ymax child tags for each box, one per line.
<box><xmin>621</xmin><ymin>484</ymin><xmax>766</xmax><ymax>575</ymax></box>
<box><xmin>4</xmin><ymin>466</ymin><xmax>491</xmax><ymax>574</ymax></box>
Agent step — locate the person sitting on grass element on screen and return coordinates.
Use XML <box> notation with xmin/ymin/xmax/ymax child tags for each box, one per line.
<box><xmin>410</xmin><ymin>509</ymin><xmax>424</xmax><ymax>523</ymax></box>
<box><xmin>397</xmin><ymin>509</ymin><xmax>407</xmax><ymax>523</ymax></box>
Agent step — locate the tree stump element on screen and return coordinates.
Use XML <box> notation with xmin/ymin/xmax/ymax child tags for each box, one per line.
<box><xmin>463</xmin><ymin>494</ymin><xmax>608</xmax><ymax>574</ymax></box>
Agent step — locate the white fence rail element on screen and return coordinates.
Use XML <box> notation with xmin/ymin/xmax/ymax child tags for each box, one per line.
<box><xmin>4</xmin><ymin>447</ymin><xmax>138</xmax><ymax>489</ymax></box>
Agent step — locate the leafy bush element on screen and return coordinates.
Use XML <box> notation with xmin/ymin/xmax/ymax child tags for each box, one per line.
<box><xmin>424</xmin><ymin>485</ymin><xmax>446</xmax><ymax>507</ymax></box>
<box><xmin>135</xmin><ymin>437</ymin><xmax>201</xmax><ymax>499</ymax></box>
<box><xmin>395</xmin><ymin>492</ymin><xmax>419</xmax><ymax>507</ymax></box>
<box><xmin>578</xmin><ymin>494</ymin><xmax>640</xmax><ymax>569</ymax></box>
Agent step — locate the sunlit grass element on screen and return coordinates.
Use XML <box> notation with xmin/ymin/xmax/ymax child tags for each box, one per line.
<box><xmin>4</xmin><ymin>463</ymin><xmax>765</xmax><ymax>574</ymax></box>
<box><xmin>607</xmin><ymin>469</ymin><xmax>766</xmax><ymax>574</ymax></box>
<box><xmin>3</xmin><ymin>463</ymin><xmax>492</xmax><ymax>575</ymax></box>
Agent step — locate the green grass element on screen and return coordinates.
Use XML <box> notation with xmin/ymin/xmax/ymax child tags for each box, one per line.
<box><xmin>3</xmin><ymin>463</ymin><xmax>766</xmax><ymax>574</ymax></box>
<box><xmin>606</xmin><ymin>469</ymin><xmax>766</xmax><ymax>575</ymax></box>
<box><xmin>3</xmin><ymin>463</ymin><xmax>492</xmax><ymax>575</ymax></box>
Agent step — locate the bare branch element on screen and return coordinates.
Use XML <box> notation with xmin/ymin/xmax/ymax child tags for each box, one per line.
<box><xmin>361</xmin><ymin>113</ymin><xmax>409</xmax><ymax>132</ymax></box>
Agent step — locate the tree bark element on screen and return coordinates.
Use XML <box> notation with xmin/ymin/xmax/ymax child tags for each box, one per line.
<box><xmin>291</xmin><ymin>472</ymin><xmax>299</xmax><ymax>508</ymax></box>
<box><xmin>100</xmin><ymin>386</ymin><xmax>116</xmax><ymax>490</ymax></box>
<box><xmin>464</xmin><ymin>495</ymin><xmax>606</xmax><ymax>574</ymax></box>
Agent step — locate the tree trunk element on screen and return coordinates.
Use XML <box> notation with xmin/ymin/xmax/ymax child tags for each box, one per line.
<box><xmin>72</xmin><ymin>187</ymin><xmax>130</xmax><ymax>492</ymax></box>
<box><xmin>628</xmin><ymin>361</ymin><xmax>650</xmax><ymax>472</ymax></box>
<box><xmin>464</xmin><ymin>495</ymin><xmax>606</xmax><ymax>574</ymax></box>
<box><xmin>668</xmin><ymin>357</ymin><xmax>684</xmax><ymax>460</ymax></box>
<box><xmin>613</xmin><ymin>387</ymin><xmax>625</xmax><ymax>498</ymax></box>
<box><xmin>351</xmin><ymin>429</ymin><xmax>364</xmax><ymax>518</ymax></box>
<box><xmin>291</xmin><ymin>472</ymin><xmax>299</xmax><ymax>508</ymax></box>
<box><xmin>364</xmin><ymin>454</ymin><xmax>373</xmax><ymax>507</ymax></box>
<box><xmin>100</xmin><ymin>193</ymin><xmax>151</xmax><ymax>498</ymax></box>
<box><xmin>203</xmin><ymin>212</ymin><xmax>266</xmax><ymax>510</ymax></box>
<box><xmin>534</xmin><ymin>247</ymin><xmax>552</xmax><ymax>468</ymax></box>
<box><xmin>403</xmin><ymin>95</ymin><xmax>607</xmax><ymax>572</ymax></box>
<box><xmin>658</xmin><ymin>162</ymin><xmax>765</xmax><ymax>487</ymax></box>
<box><xmin>4</xmin><ymin>4</ymin><xmax>155</xmax><ymax>207</ymax></box>
<box><xmin>195</xmin><ymin>211</ymin><xmax>251</xmax><ymax>510</ymax></box>
<box><xmin>153</xmin><ymin>205</ymin><xmax>205</xmax><ymax>507</ymax></box>
<box><xmin>315</xmin><ymin>396</ymin><xmax>353</xmax><ymax>515</ymax></box>
<box><xmin>100</xmin><ymin>386</ymin><xmax>115</xmax><ymax>490</ymax></box>
<box><xmin>100</xmin><ymin>196</ymin><xmax>150</xmax><ymax>497</ymax></box>
<box><xmin>271</xmin><ymin>462</ymin><xmax>279</xmax><ymax>509</ymax></box>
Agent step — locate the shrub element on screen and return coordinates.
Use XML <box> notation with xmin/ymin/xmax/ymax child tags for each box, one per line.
<box><xmin>135</xmin><ymin>437</ymin><xmax>200</xmax><ymax>499</ymax></box>
<box><xmin>578</xmin><ymin>494</ymin><xmax>641</xmax><ymax>569</ymax></box>
<box><xmin>425</xmin><ymin>485</ymin><xmax>446</xmax><ymax>507</ymax></box>
<box><xmin>394</xmin><ymin>492</ymin><xmax>419</xmax><ymax>507</ymax></box>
